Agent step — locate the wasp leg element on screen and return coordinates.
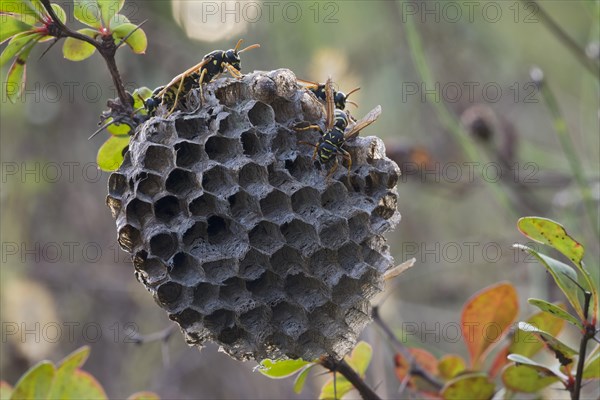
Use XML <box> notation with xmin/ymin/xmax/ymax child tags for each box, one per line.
<box><xmin>167</xmin><ymin>77</ymin><xmax>187</xmax><ymax>116</ymax></box>
<box><xmin>224</xmin><ymin>63</ymin><xmax>243</xmax><ymax>79</ymax></box>
<box><xmin>326</xmin><ymin>157</ymin><xmax>339</xmax><ymax>179</ymax></box>
<box><xmin>197</xmin><ymin>68</ymin><xmax>207</xmax><ymax>104</ymax></box>
<box><xmin>340</xmin><ymin>147</ymin><xmax>353</xmax><ymax>175</ymax></box>
<box><xmin>294</xmin><ymin>125</ymin><xmax>321</xmax><ymax>132</ymax></box>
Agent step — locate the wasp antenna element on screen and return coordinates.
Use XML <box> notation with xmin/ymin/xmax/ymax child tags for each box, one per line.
<box><xmin>238</xmin><ymin>43</ymin><xmax>260</xmax><ymax>54</ymax></box>
<box><xmin>346</xmin><ymin>87</ymin><xmax>361</xmax><ymax>98</ymax></box>
<box><xmin>347</xmin><ymin>101</ymin><xmax>359</xmax><ymax>108</ymax></box>
<box><xmin>234</xmin><ymin>38</ymin><xmax>244</xmax><ymax>52</ymax></box>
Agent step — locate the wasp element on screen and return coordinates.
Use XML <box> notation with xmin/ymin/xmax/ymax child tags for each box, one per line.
<box><xmin>298</xmin><ymin>78</ymin><xmax>360</xmax><ymax>110</ymax></box>
<box><xmin>297</xmin><ymin>77</ymin><xmax>382</xmax><ymax>177</ymax></box>
<box><xmin>147</xmin><ymin>39</ymin><xmax>260</xmax><ymax>115</ymax></box>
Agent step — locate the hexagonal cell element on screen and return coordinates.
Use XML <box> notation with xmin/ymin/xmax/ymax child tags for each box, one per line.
<box><xmin>318</xmin><ymin>216</ymin><xmax>349</xmax><ymax>249</ymax></box>
<box><xmin>202</xmin><ymin>165</ymin><xmax>238</xmax><ymax>197</ymax></box>
<box><xmin>156</xmin><ymin>281</ymin><xmax>184</xmax><ymax>306</ymax></box>
<box><xmin>175</xmin><ymin>140</ymin><xmax>204</xmax><ymax>168</ymax></box>
<box><xmin>108</xmin><ymin>173</ymin><xmax>127</xmax><ymax>197</ymax></box>
<box><xmin>284</xmin><ymin>156</ymin><xmax>316</xmax><ymax>183</ymax></box>
<box><xmin>202</xmin><ymin>258</ymin><xmax>238</xmax><ymax>284</ymax></box>
<box><xmin>331</xmin><ymin>276</ymin><xmax>363</xmax><ymax>309</ymax></box>
<box><xmin>246</xmin><ymin>271</ymin><xmax>285</xmax><ymax>306</ymax></box>
<box><xmin>182</xmin><ymin>220</ymin><xmax>208</xmax><ymax>247</ymax></box>
<box><xmin>135</xmin><ymin>172</ymin><xmax>163</xmax><ymax>200</ymax></box>
<box><xmin>361</xmin><ymin>242</ymin><xmax>389</xmax><ymax>272</ymax></box>
<box><xmin>204</xmin><ymin>136</ymin><xmax>242</xmax><ymax>163</ymax></box>
<box><xmin>175</xmin><ymin>117</ymin><xmax>205</xmax><ymax>140</ymax></box>
<box><xmin>271</xmin><ymin>302</ymin><xmax>308</xmax><ymax>340</ymax></box>
<box><xmin>271</xmin><ymin>245</ymin><xmax>304</xmax><ymax>276</ymax></box>
<box><xmin>267</xmin><ymin>165</ymin><xmax>301</xmax><ymax>194</ymax></box>
<box><xmin>374</xmin><ymin>192</ymin><xmax>398</xmax><ymax>220</ymax></box>
<box><xmin>238</xmin><ymin>162</ymin><xmax>270</xmax><ymax>195</ymax></box>
<box><xmin>193</xmin><ymin>282</ymin><xmax>220</xmax><ymax>312</ymax></box>
<box><xmin>309</xmin><ymin>248</ymin><xmax>343</xmax><ymax>285</ymax></box>
<box><xmin>106</xmin><ymin>196</ymin><xmax>122</xmax><ymax>219</ymax></box>
<box><xmin>215</xmin><ymin>111</ymin><xmax>250</xmax><ymax>136</ymax></box>
<box><xmin>214</xmin><ymin>80</ymin><xmax>247</xmax><ymax>106</ymax></box>
<box><xmin>248</xmin><ymin>220</ymin><xmax>285</xmax><ymax>254</ymax></box>
<box><xmin>271</xmin><ymin>98</ymin><xmax>300</xmax><ymax>123</ymax></box>
<box><xmin>308</xmin><ymin>304</ymin><xmax>347</xmax><ymax>338</ymax></box>
<box><xmin>125</xmin><ymin>198</ymin><xmax>153</xmax><ymax>227</ymax></box>
<box><xmin>220</xmin><ymin>277</ymin><xmax>256</xmax><ymax>313</ymax></box>
<box><xmin>291</xmin><ymin>187</ymin><xmax>321</xmax><ymax>219</ymax></box>
<box><xmin>170</xmin><ymin>308</ymin><xmax>201</xmax><ymax>329</ymax></box>
<box><xmin>284</xmin><ymin>274</ymin><xmax>329</xmax><ymax>312</ymax></box>
<box><xmin>133</xmin><ymin>251</ymin><xmax>168</xmax><ymax>285</ymax></box>
<box><xmin>189</xmin><ymin>193</ymin><xmax>229</xmax><ymax>217</ymax></box>
<box><xmin>239</xmin><ymin>306</ymin><xmax>272</xmax><ymax>334</ymax></box>
<box><xmin>217</xmin><ymin>325</ymin><xmax>247</xmax><ymax>346</ymax></box>
<box><xmin>247</xmin><ymin>101</ymin><xmax>275</xmax><ymax>128</ymax></box>
<box><xmin>228</xmin><ymin>190</ymin><xmax>261</xmax><ymax>226</ymax></box>
<box><xmin>365</xmin><ymin>169</ymin><xmax>390</xmax><ymax>196</ymax></box>
<box><xmin>118</xmin><ymin>224</ymin><xmax>142</xmax><ymax>253</ymax></box>
<box><xmin>347</xmin><ymin>210</ymin><xmax>371</xmax><ymax>243</ymax></box>
<box><xmin>206</xmin><ymin>215</ymin><xmax>235</xmax><ymax>245</ymax></box>
<box><xmin>165</xmin><ymin>168</ymin><xmax>198</xmax><ymax>197</ymax></box>
<box><xmin>203</xmin><ymin>309</ymin><xmax>235</xmax><ymax>335</ymax></box>
<box><xmin>271</xmin><ymin>129</ymin><xmax>298</xmax><ymax>160</ymax></box>
<box><xmin>259</xmin><ymin>189</ymin><xmax>292</xmax><ymax>220</ymax></box>
<box><xmin>170</xmin><ymin>252</ymin><xmax>205</xmax><ymax>285</ymax></box>
<box><xmin>321</xmin><ymin>181</ymin><xmax>349</xmax><ymax>212</ymax></box>
<box><xmin>142</xmin><ymin>144</ymin><xmax>173</xmax><ymax>172</ymax></box>
<box><xmin>280</xmin><ymin>219</ymin><xmax>319</xmax><ymax>256</ymax></box>
<box><xmin>239</xmin><ymin>248</ymin><xmax>270</xmax><ymax>280</ymax></box>
<box><xmin>149</xmin><ymin>231</ymin><xmax>178</xmax><ymax>260</ymax></box>
<box><xmin>240</xmin><ymin>129</ymin><xmax>266</xmax><ymax>158</ymax></box>
<box><xmin>154</xmin><ymin>195</ymin><xmax>182</xmax><ymax>223</ymax></box>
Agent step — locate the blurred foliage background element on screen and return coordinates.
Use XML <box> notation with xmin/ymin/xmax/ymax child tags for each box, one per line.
<box><xmin>1</xmin><ymin>1</ymin><xmax>598</xmax><ymax>398</ymax></box>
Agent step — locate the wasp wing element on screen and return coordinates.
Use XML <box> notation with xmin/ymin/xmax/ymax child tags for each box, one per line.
<box><xmin>324</xmin><ymin>77</ymin><xmax>335</xmax><ymax>131</ymax></box>
<box><xmin>157</xmin><ymin>58</ymin><xmax>211</xmax><ymax>98</ymax></box>
<box><xmin>343</xmin><ymin>105</ymin><xmax>382</xmax><ymax>141</ymax></box>
<box><xmin>297</xmin><ymin>78</ymin><xmax>320</xmax><ymax>89</ymax></box>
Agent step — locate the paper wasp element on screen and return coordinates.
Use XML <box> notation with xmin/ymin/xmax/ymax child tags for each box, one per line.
<box><xmin>146</xmin><ymin>39</ymin><xmax>260</xmax><ymax>115</ymax></box>
<box><xmin>297</xmin><ymin>77</ymin><xmax>382</xmax><ymax>177</ymax></box>
<box><xmin>298</xmin><ymin>78</ymin><xmax>360</xmax><ymax>110</ymax></box>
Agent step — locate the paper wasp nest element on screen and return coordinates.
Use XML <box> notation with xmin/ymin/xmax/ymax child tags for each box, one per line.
<box><xmin>106</xmin><ymin>69</ymin><xmax>400</xmax><ymax>361</ymax></box>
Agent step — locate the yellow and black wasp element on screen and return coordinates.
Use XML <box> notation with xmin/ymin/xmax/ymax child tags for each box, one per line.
<box><xmin>146</xmin><ymin>39</ymin><xmax>260</xmax><ymax>115</ymax></box>
<box><xmin>297</xmin><ymin>77</ymin><xmax>382</xmax><ymax>177</ymax></box>
<box><xmin>298</xmin><ymin>78</ymin><xmax>360</xmax><ymax>110</ymax></box>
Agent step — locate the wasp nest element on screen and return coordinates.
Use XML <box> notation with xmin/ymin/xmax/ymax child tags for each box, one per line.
<box><xmin>106</xmin><ymin>69</ymin><xmax>400</xmax><ymax>361</ymax></box>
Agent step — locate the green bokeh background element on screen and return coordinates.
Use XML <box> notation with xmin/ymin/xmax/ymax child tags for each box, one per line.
<box><xmin>1</xmin><ymin>1</ymin><xmax>598</xmax><ymax>398</ymax></box>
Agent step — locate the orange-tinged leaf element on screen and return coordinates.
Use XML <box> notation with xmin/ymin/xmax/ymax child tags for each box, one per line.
<box><xmin>47</xmin><ymin>346</ymin><xmax>92</xmax><ymax>399</ymax></box>
<box><xmin>0</xmin><ymin>381</ymin><xmax>13</xmax><ymax>400</ymax></box>
<box><xmin>10</xmin><ymin>361</ymin><xmax>55</xmax><ymax>399</ymax></box>
<box><xmin>461</xmin><ymin>282</ymin><xmax>518</xmax><ymax>368</ymax></box>
<box><xmin>441</xmin><ymin>373</ymin><xmax>495</xmax><ymax>400</ymax></box>
<box><xmin>58</xmin><ymin>369</ymin><xmax>107</xmax><ymax>399</ymax></box>
<box><xmin>437</xmin><ymin>355</ymin><xmax>466</xmax><ymax>380</ymax></box>
<box><xmin>502</xmin><ymin>364</ymin><xmax>560</xmax><ymax>392</ymax></box>
<box><xmin>489</xmin><ymin>345</ymin><xmax>510</xmax><ymax>378</ymax></box>
<box><xmin>395</xmin><ymin>348</ymin><xmax>439</xmax><ymax>392</ymax></box>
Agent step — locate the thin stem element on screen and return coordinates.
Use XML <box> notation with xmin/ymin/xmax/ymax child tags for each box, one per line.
<box><xmin>39</xmin><ymin>0</ymin><xmax>132</xmax><ymax>108</ymax></box>
<box><xmin>522</xmin><ymin>0</ymin><xmax>599</xmax><ymax>80</ymax></box>
<box><xmin>372</xmin><ymin>306</ymin><xmax>444</xmax><ymax>391</ymax></box>
<box><xmin>538</xmin><ymin>79</ymin><xmax>600</xmax><ymax>240</ymax></box>
<box><xmin>319</xmin><ymin>356</ymin><xmax>381</xmax><ymax>400</ymax></box>
<box><xmin>573</xmin><ymin>292</ymin><xmax>593</xmax><ymax>400</ymax></box>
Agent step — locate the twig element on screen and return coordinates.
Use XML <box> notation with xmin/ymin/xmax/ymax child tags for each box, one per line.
<box><xmin>372</xmin><ymin>306</ymin><xmax>444</xmax><ymax>391</ymax></box>
<box><xmin>319</xmin><ymin>355</ymin><xmax>381</xmax><ymax>400</ymax></box>
<box><xmin>129</xmin><ymin>324</ymin><xmax>176</xmax><ymax>345</ymax></box>
<box><xmin>39</xmin><ymin>0</ymin><xmax>132</xmax><ymax>109</ymax></box>
<box><xmin>573</xmin><ymin>291</ymin><xmax>595</xmax><ymax>400</ymax></box>
<box><xmin>522</xmin><ymin>0</ymin><xmax>599</xmax><ymax>80</ymax></box>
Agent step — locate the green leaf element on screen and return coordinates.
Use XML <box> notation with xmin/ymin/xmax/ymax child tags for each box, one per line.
<box><xmin>1</xmin><ymin>382</ymin><xmax>13</xmax><ymax>400</ymax></box>
<box><xmin>506</xmin><ymin>354</ymin><xmax>566</xmax><ymax>380</ymax></box>
<box><xmin>502</xmin><ymin>364</ymin><xmax>560</xmax><ymax>393</ymax></box>
<box><xmin>97</xmin><ymin>0</ymin><xmax>124</xmax><ymax>27</ymax></box>
<box><xmin>528</xmin><ymin>298</ymin><xmax>583</xmax><ymax>329</ymax></box>
<box><xmin>97</xmin><ymin>135</ymin><xmax>129</xmax><ymax>171</ymax></box>
<box><xmin>6</xmin><ymin>39</ymin><xmax>36</xmax><ymax>103</ymax></box>
<box><xmin>73</xmin><ymin>0</ymin><xmax>102</xmax><ymax>28</ymax></box>
<box><xmin>1</xmin><ymin>31</ymin><xmax>38</xmax><ymax>66</ymax></box>
<box><xmin>10</xmin><ymin>361</ymin><xmax>55</xmax><ymax>399</ymax></box>
<box><xmin>111</xmin><ymin>23</ymin><xmax>147</xmax><ymax>54</ymax></box>
<box><xmin>258</xmin><ymin>359</ymin><xmax>312</xmax><ymax>379</ymax></box>
<box><xmin>107</xmin><ymin>12</ymin><xmax>129</xmax><ymax>29</ymax></box>
<box><xmin>346</xmin><ymin>341</ymin><xmax>372</xmax><ymax>376</ymax></box>
<box><xmin>514</xmin><ymin>244</ymin><xmax>584</xmax><ymax>319</ymax></box>
<box><xmin>57</xmin><ymin>370</ymin><xmax>107</xmax><ymax>399</ymax></box>
<box><xmin>47</xmin><ymin>346</ymin><xmax>92</xmax><ymax>399</ymax></box>
<box><xmin>0</xmin><ymin>0</ymin><xmax>42</xmax><ymax>18</ymax></box>
<box><xmin>438</xmin><ymin>354</ymin><xmax>467</xmax><ymax>380</ymax></box>
<box><xmin>319</xmin><ymin>375</ymin><xmax>353</xmax><ymax>400</ymax></box>
<box><xmin>62</xmin><ymin>29</ymin><xmax>97</xmax><ymax>61</ymax></box>
<box><xmin>517</xmin><ymin>322</ymin><xmax>578</xmax><ymax>366</ymax></box>
<box><xmin>50</xmin><ymin>3</ymin><xmax>66</xmax><ymax>23</ymax></box>
<box><xmin>518</xmin><ymin>217</ymin><xmax>584</xmax><ymax>265</ymax></box>
<box><xmin>0</xmin><ymin>14</ymin><xmax>32</xmax><ymax>44</ymax></box>
<box><xmin>582</xmin><ymin>352</ymin><xmax>600</xmax><ymax>379</ymax></box>
<box><xmin>127</xmin><ymin>392</ymin><xmax>160</xmax><ymax>400</ymax></box>
<box><xmin>440</xmin><ymin>373</ymin><xmax>495</xmax><ymax>400</ymax></box>
<box><xmin>510</xmin><ymin>304</ymin><xmax>568</xmax><ymax>359</ymax></box>
<box><xmin>132</xmin><ymin>86</ymin><xmax>152</xmax><ymax>111</ymax></box>
<box><xmin>293</xmin><ymin>364</ymin><xmax>315</xmax><ymax>394</ymax></box>
<box><xmin>106</xmin><ymin>118</ymin><xmax>131</xmax><ymax>135</ymax></box>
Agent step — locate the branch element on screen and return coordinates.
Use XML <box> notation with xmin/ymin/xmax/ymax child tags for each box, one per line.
<box><xmin>573</xmin><ymin>291</ymin><xmax>595</xmax><ymax>400</ymax></box>
<box><xmin>39</xmin><ymin>0</ymin><xmax>132</xmax><ymax>108</ymax></box>
<box><xmin>372</xmin><ymin>306</ymin><xmax>444</xmax><ymax>391</ymax></box>
<box><xmin>319</xmin><ymin>356</ymin><xmax>381</xmax><ymax>400</ymax></box>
